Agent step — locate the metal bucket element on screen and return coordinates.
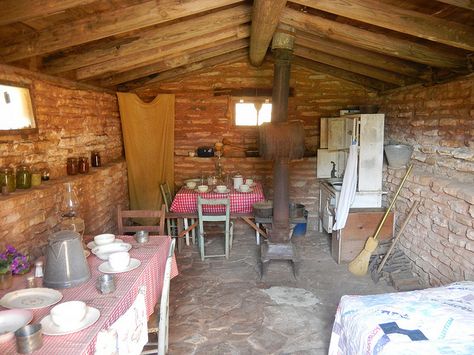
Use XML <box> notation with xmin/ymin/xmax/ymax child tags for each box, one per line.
<box><xmin>384</xmin><ymin>144</ymin><xmax>413</xmax><ymax>168</ymax></box>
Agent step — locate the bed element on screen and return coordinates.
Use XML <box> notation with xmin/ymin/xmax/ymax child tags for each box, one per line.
<box><xmin>328</xmin><ymin>281</ymin><xmax>474</xmax><ymax>355</ymax></box>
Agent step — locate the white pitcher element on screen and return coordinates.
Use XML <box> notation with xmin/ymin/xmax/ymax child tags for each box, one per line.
<box><xmin>233</xmin><ymin>175</ymin><xmax>243</xmax><ymax>190</ymax></box>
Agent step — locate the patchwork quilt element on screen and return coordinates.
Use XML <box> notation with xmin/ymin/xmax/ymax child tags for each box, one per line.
<box><xmin>328</xmin><ymin>281</ymin><xmax>474</xmax><ymax>355</ymax></box>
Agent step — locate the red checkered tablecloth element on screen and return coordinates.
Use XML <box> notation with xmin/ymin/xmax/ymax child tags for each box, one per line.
<box><xmin>0</xmin><ymin>236</ymin><xmax>178</xmax><ymax>355</ymax></box>
<box><xmin>170</xmin><ymin>183</ymin><xmax>265</xmax><ymax>214</ymax></box>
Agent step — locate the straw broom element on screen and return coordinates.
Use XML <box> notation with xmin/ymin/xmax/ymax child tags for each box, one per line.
<box><xmin>348</xmin><ymin>164</ymin><xmax>413</xmax><ymax>276</ymax></box>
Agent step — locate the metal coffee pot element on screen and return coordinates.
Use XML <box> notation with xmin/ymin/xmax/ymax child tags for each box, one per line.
<box><xmin>233</xmin><ymin>174</ymin><xmax>243</xmax><ymax>190</ymax></box>
<box><xmin>43</xmin><ymin>230</ymin><xmax>91</xmax><ymax>289</ymax></box>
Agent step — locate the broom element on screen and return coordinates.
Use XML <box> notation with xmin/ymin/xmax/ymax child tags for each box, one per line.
<box><xmin>348</xmin><ymin>164</ymin><xmax>413</xmax><ymax>276</ymax></box>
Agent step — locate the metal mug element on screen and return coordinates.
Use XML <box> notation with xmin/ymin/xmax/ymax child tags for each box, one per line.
<box><xmin>134</xmin><ymin>230</ymin><xmax>149</xmax><ymax>243</ymax></box>
<box><xmin>15</xmin><ymin>324</ymin><xmax>43</xmax><ymax>354</ymax></box>
<box><xmin>96</xmin><ymin>274</ymin><xmax>116</xmax><ymax>294</ymax></box>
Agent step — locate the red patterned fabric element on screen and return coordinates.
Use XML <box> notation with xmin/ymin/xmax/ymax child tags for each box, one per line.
<box><xmin>170</xmin><ymin>183</ymin><xmax>265</xmax><ymax>214</ymax></box>
<box><xmin>0</xmin><ymin>236</ymin><xmax>178</xmax><ymax>355</ymax></box>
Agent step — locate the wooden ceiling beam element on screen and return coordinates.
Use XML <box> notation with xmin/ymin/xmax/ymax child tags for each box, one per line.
<box><xmin>295</xmin><ymin>31</ymin><xmax>430</xmax><ymax>81</ymax></box>
<box><xmin>281</xmin><ymin>8</ymin><xmax>466</xmax><ymax>69</ymax></box>
<box><xmin>43</xmin><ymin>4</ymin><xmax>252</xmax><ymax>74</ymax></box>
<box><xmin>0</xmin><ymin>0</ymin><xmax>97</xmax><ymax>26</ymax></box>
<box><xmin>0</xmin><ymin>0</ymin><xmax>243</xmax><ymax>62</ymax></box>
<box><xmin>93</xmin><ymin>38</ymin><xmax>249</xmax><ymax>88</ymax></box>
<box><xmin>292</xmin><ymin>0</ymin><xmax>474</xmax><ymax>51</ymax></box>
<box><xmin>249</xmin><ymin>0</ymin><xmax>287</xmax><ymax>66</ymax></box>
<box><xmin>435</xmin><ymin>0</ymin><xmax>474</xmax><ymax>10</ymax></box>
<box><xmin>130</xmin><ymin>49</ymin><xmax>249</xmax><ymax>91</ymax></box>
<box><xmin>294</xmin><ymin>46</ymin><xmax>417</xmax><ymax>86</ymax></box>
<box><xmin>75</xmin><ymin>25</ymin><xmax>250</xmax><ymax>80</ymax></box>
<box><xmin>293</xmin><ymin>56</ymin><xmax>395</xmax><ymax>92</ymax></box>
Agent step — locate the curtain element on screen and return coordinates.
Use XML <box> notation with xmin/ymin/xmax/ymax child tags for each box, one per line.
<box><xmin>117</xmin><ymin>93</ymin><xmax>174</xmax><ymax>220</ymax></box>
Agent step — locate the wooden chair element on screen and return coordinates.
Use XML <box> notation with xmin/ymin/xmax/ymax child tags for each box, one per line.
<box><xmin>160</xmin><ymin>182</ymin><xmax>195</xmax><ymax>245</ymax></box>
<box><xmin>197</xmin><ymin>196</ymin><xmax>233</xmax><ymax>261</ymax></box>
<box><xmin>141</xmin><ymin>238</ymin><xmax>176</xmax><ymax>355</ymax></box>
<box><xmin>117</xmin><ymin>205</ymin><xmax>166</xmax><ymax>235</ymax></box>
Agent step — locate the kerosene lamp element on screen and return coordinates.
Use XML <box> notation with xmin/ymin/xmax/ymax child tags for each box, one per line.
<box><xmin>59</xmin><ymin>182</ymin><xmax>85</xmax><ymax>247</ymax></box>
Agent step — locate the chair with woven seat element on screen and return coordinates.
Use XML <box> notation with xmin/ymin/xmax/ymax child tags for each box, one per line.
<box><xmin>117</xmin><ymin>205</ymin><xmax>166</xmax><ymax>235</ymax></box>
<box><xmin>197</xmin><ymin>196</ymin><xmax>233</xmax><ymax>261</ymax></box>
<box><xmin>141</xmin><ymin>238</ymin><xmax>176</xmax><ymax>355</ymax></box>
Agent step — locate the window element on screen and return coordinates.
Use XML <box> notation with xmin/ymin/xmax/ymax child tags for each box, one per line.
<box><xmin>0</xmin><ymin>82</ymin><xmax>37</xmax><ymax>134</ymax></box>
<box><xmin>234</xmin><ymin>98</ymin><xmax>272</xmax><ymax>126</ymax></box>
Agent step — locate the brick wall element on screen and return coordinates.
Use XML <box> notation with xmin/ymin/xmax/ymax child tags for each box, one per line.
<box><xmin>0</xmin><ymin>65</ymin><xmax>128</xmax><ymax>255</ymax></box>
<box><xmin>140</xmin><ymin>60</ymin><xmax>375</xmax><ymax>229</ymax></box>
<box><xmin>378</xmin><ymin>75</ymin><xmax>474</xmax><ymax>286</ymax></box>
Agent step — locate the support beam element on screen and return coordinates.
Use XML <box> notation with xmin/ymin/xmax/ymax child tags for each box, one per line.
<box><xmin>93</xmin><ymin>38</ymin><xmax>249</xmax><ymax>88</ymax></box>
<box><xmin>75</xmin><ymin>25</ymin><xmax>250</xmax><ymax>80</ymax></box>
<box><xmin>0</xmin><ymin>0</ymin><xmax>97</xmax><ymax>26</ymax></box>
<box><xmin>292</xmin><ymin>0</ymin><xmax>474</xmax><ymax>51</ymax></box>
<box><xmin>0</xmin><ymin>0</ymin><xmax>242</xmax><ymax>62</ymax></box>
<box><xmin>435</xmin><ymin>0</ymin><xmax>474</xmax><ymax>10</ymax></box>
<box><xmin>293</xmin><ymin>57</ymin><xmax>396</xmax><ymax>92</ymax></box>
<box><xmin>249</xmin><ymin>0</ymin><xmax>287</xmax><ymax>66</ymax></box>
<box><xmin>43</xmin><ymin>4</ymin><xmax>252</xmax><ymax>74</ymax></box>
<box><xmin>281</xmin><ymin>7</ymin><xmax>466</xmax><ymax>69</ymax></box>
<box><xmin>295</xmin><ymin>46</ymin><xmax>418</xmax><ymax>86</ymax></box>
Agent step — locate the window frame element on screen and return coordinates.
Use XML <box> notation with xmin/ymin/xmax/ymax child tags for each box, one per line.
<box><xmin>232</xmin><ymin>96</ymin><xmax>272</xmax><ymax>127</ymax></box>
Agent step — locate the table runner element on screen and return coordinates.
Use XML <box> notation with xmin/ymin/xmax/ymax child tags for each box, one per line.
<box><xmin>170</xmin><ymin>183</ymin><xmax>265</xmax><ymax>214</ymax></box>
<box><xmin>0</xmin><ymin>236</ymin><xmax>178</xmax><ymax>355</ymax></box>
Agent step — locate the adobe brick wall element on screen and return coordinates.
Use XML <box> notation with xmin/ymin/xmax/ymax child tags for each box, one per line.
<box><xmin>378</xmin><ymin>75</ymin><xmax>474</xmax><ymax>286</ymax></box>
<box><xmin>140</xmin><ymin>60</ymin><xmax>375</xmax><ymax>230</ymax></box>
<box><xmin>0</xmin><ymin>65</ymin><xmax>128</xmax><ymax>254</ymax></box>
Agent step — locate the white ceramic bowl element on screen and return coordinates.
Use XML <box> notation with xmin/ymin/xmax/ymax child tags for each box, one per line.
<box><xmin>108</xmin><ymin>251</ymin><xmax>131</xmax><ymax>271</ymax></box>
<box><xmin>216</xmin><ymin>185</ymin><xmax>227</xmax><ymax>193</ymax></box>
<box><xmin>50</xmin><ymin>301</ymin><xmax>87</xmax><ymax>329</ymax></box>
<box><xmin>197</xmin><ymin>185</ymin><xmax>208</xmax><ymax>193</ymax></box>
<box><xmin>92</xmin><ymin>243</ymin><xmax>132</xmax><ymax>260</ymax></box>
<box><xmin>245</xmin><ymin>178</ymin><xmax>253</xmax><ymax>185</ymax></box>
<box><xmin>94</xmin><ymin>233</ymin><xmax>115</xmax><ymax>246</ymax></box>
<box><xmin>239</xmin><ymin>184</ymin><xmax>250</xmax><ymax>192</ymax></box>
<box><xmin>186</xmin><ymin>181</ymin><xmax>197</xmax><ymax>189</ymax></box>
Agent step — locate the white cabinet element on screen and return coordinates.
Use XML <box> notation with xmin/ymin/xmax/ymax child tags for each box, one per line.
<box><xmin>327</xmin><ymin>117</ymin><xmax>356</xmax><ymax>150</ymax></box>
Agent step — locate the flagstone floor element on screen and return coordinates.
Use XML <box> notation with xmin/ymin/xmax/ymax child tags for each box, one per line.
<box><xmin>167</xmin><ymin>223</ymin><xmax>394</xmax><ymax>354</ymax></box>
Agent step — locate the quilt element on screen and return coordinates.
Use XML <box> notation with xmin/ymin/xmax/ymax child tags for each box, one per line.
<box><xmin>328</xmin><ymin>281</ymin><xmax>474</xmax><ymax>355</ymax></box>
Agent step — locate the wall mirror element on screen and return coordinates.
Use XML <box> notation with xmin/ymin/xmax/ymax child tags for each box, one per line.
<box><xmin>0</xmin><ymin>82</ymin><xmax>37</xmax><ymax>135</ymax></box>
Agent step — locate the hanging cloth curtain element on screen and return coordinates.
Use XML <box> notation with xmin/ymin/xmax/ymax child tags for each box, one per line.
<box><xmin>117</xmin><ymin>93</ymin><xmax>174</xmax><ymax>221</ymax></box>
<box><xmin>333</xmin><ymin>141</ymin><xmax>358</xmax><ymax>231</ymax></box>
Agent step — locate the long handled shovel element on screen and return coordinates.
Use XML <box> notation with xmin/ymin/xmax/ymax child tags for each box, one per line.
<box><xmin>348</xmin><ymin>164</ymin><xmax>413</xmax><ymax>276</ymax></box>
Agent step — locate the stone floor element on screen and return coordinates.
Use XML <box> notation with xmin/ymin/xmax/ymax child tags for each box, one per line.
<box><xmin>167</xmin><ymin>223</ymin><xmax>394</xmax><ymax>354</ymax></box>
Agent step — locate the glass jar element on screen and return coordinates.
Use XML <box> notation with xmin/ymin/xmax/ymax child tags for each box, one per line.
<box><xmin>78</xmin><ymin>157</ymin><xmax>89</xmax><ymax>174</ymax></box>
<box><xmin>31</xmin><ymin>171</ymin><xmax>42</xmax><ymax>187</ymax></box>
<box><xmin>16</xmin><ymin>165</ymin><xmax>31</xmax><ymax>189</ymax></box>
<box><xmin>0</xmin><ymin>167</ymin><xmax>16</xmax><ymax>193</ymax></box>
<box><xmin>91</xmin><ymin>151</ymin><xmax>101</xmax><ymax>167</ymax></box>
<box><xmin>67</xmin><ymin>158</ymin><xmax>78</xmax><ymax>175</ymax></box>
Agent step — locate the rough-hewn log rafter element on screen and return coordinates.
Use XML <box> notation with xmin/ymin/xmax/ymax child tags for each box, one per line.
<box><xmin>0</xmin><ymin>0</ymin><xmax>243</xmax><ymax>62</ymax></box>
<box><xmin>0</xmin><ymin>0</ymin><xmax>97</xmax><ymax>26</ymax></box>
<box><xmin>44</xmin><ymin>4</ymin><xmax>252</xmax><ymax>74</ymax></box>
<box><xmin>281</xmin><ymin>7</ymin><xmax>466</xmax><ymax>69</ymax></box>
<box><xmin>435</xmin><ymin>0</ymin><xmax>474</xmax><ymax>10</ymax></box>
<box><xmin>75</xmin><ymin>25</ymin><xmax>250</xmax><ymax>80</ymax></box>
<box><xmin>249</xmin><ymin>0</ymin><xmax>287</xmax><ymax>66</ymax></box>
<box><xmin>292</xmin><ymin>0</ymin><xmax>474</xmax><ymax>51</ymax></box>
<box><xmin>293</xmin><ymin>57</ymin><xmax>395</xmax><ymax>91</ymax></box>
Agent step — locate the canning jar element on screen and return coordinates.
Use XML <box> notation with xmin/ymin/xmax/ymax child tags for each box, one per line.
<box><xmin>16</xmin><ymin>165</ymin><xmax>31</xmax><ymax>189</ymax></box>
<box><xmin>91</xmin><ymin>151</ymin><xmax>101</xmax><ymax>167</ymax></box>
<box><xmin>78</xmin><ymin>157</ymin><xmax>89</xmax><ymax>174</ymax></box>
<box><xmin>67</xmin><ymin>158</ymin><xmax>78</xmax><ymax>175</ymax></box>
<box><xmin>31</xmin><ymin>171</ymin><xmax>42</xmax><ymax>187</ymax></box>
<box><xmin>0</xmin><ymin>167</ymin><xmax>16</xmax><ymax>193</ymax></box>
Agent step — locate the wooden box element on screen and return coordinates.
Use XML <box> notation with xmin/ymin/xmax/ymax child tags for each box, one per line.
<box><xmin>331</xmin><ymin>208</ymin><xmax>394</xmax><ymax>264</ymax></box>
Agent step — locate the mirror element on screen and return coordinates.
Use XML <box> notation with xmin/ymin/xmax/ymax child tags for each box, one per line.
<box><xmin>0</xmin><ymin>82</ymin><xmax>37</xmax><ymax>135</ymax></box>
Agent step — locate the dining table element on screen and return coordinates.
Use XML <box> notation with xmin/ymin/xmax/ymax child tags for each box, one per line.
<box><xmin>0</xmin><ymin>235</ymin><xmax>178</xmax><ymax>355</ymax></box>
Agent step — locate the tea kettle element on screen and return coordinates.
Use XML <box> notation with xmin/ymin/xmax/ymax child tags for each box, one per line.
<box><xmin>233</xmin><ymin>174</ymin><xmax>243</xmax><ymax>189</ymax></box>
<box><xmin>43</xmin><ymin>230</ymin><xmax>91</xmax><ymax>289</ymax></box>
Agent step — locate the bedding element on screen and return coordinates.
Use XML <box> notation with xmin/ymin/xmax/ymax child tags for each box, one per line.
<box><xmin>328</xmin><ymin>281</ymin><xmax>474</xmax><ymax>355</ymax></box>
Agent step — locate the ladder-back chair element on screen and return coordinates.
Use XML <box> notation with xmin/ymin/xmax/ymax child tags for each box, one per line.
<box><xmin>117</xmin><ymin>205</ymin><xmax>166</xmax><ymax>235</ymax></box>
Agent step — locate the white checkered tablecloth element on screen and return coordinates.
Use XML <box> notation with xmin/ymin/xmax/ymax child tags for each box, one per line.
<box><xmin>170</xmin><ymin>183</ymin><xmax>265</xmax><ymax>214</ymax></box>
<box><xmin>0</xmin><ymin>236</ymin><xmax>178</xmax><ymax>355</ymax></box>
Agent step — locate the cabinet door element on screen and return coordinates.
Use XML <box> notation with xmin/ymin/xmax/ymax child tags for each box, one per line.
<box><xmin>359</xmin><ymin>114</ymin><xmax>384</xmax><ymax>191</ymax></box>
<box><xmin>328</xmin><ymin>117</ymin><xmax>353</xmax><ymax>150</ymax></box>
<box><xmin>320</xmin><ymin>117</ymin><xmax>328</xmax><ymax>149</ymax></box>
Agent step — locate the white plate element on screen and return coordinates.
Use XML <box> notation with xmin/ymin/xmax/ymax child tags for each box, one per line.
<box><xmin>0</xmin><ymin>288</ymin><xmax>63</xmax><ymax>310</ymax></box>
<box><xmin>87</xmin><ymin>238</ymin><xmax>123</xmax><ymax>249</ymax></box>
<box><xmin>184</xmin><ymin>178</ymin><xmax>201</xmax><ymax>183</ymax></box>
<box><xmin>40</xmin><ymin>306</ymin><xmax>100</xmax><ymax>336</ymax></box>
<box><xmin>98</xmin><ymin>258</ymin><xmax>141</xmax><ymax>274</ymax></box>
<box><xmin>213</xmin><ymin>188</ymin><xmax>230</xmax><ymax>194</ymax></box>
<box><xmin>238</xmin><ymin>188</ymin><xmax>253</xmax><ymax>193</ymax></box>
<box><xmin>91</xmin><ymin>243</ymin><xmax>132</xmax><ymax>259</ymax></box>
<box><xmin>0</xmin><ymin>309</ymin><xmax>33</xmax><ymax>342</ymax></box>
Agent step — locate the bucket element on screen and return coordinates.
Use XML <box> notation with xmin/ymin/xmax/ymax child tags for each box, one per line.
<box><xmin>289</xmin><ymin>203</ymin><xmax>305</xmax><ymax>218</ymax></box>
<box><xmin>384</xmin><ymin>144</ymin><xmax>413</xmax><ymax>168</ymax></box>
<box><xmin>292</xmin><ymin>210</ymin><xmax>308</xmax><ymax>237</ymax></box>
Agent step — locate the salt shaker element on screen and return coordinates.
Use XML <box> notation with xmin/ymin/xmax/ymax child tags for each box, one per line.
<box><xmin>35</xmin><ymin>260</ymin><xmax>43</xmax><ymax>278</ymax></box>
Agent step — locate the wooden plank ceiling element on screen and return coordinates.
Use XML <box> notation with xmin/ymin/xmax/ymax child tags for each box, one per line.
<box><xmin>0</xmin><ymin>0</ymin><xmax>472</xmax><ymax>92</ymax></box>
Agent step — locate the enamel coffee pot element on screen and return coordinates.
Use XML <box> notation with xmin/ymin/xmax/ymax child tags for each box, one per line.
<box><xmin>233</xmin><ymin>174</ymin><xmax>243</xmax><ymax>190</ymax></box>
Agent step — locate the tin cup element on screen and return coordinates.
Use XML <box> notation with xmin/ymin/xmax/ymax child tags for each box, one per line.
<box><xmin>96</xmin><ymin>274</ymin><xmax>116</xmax><ymax>294</ymax></box>
<box><xmin>134</xmin><ymin>230</ymin><xmax>149</xmax><ymax>244</ymax></box>
<box><xmin>15</xmin><ymin>324</ymin><xmax>43</xmax><ymax>354</ymax></box>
